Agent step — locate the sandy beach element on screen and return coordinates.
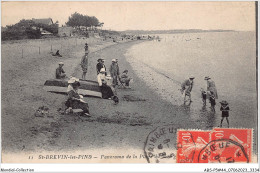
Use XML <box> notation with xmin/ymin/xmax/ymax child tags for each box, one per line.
<box><xmin>2</xmin><ymin>32</ymin><xmax>257</xmax><ymax>163</ymax></box>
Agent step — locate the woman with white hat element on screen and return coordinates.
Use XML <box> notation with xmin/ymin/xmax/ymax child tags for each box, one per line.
<box><xmin>204</xmin><ymin>76</ymin><xmax>218</xmax><ymax>99</ymax></box>
<box><xmin>96</xmin><ymin>58</ymin><xmax>106</xmax><ymax>75</ymax></box>
<box><xmin>97</xmin><ymin>68</ymin><xmax>119</xmax><ymax>104</ymax></box>
<box><xmin>181</xmin><ymin>76</ymin><xmax>195</xmax><ymax>102</ymax></box>
<box><xmin>65</xmin><ymin>77</ymin><xmax>90</xmax><ymax>116</ymax></box>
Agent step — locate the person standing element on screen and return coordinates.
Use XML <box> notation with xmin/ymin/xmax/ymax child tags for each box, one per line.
<box><xmin>109</xmin><ymin>59</ymin><xmax>120</xmax><ymax>87</ymax></box>
<box><xmin>115</xmin><ymin>59</ymin><xmax>120</xmax><ymax>85</ymax></box>
<box><xmin>209</xmin><ymin>91</ymin><xmax>216</xmax><ymax>112</ymax></box>
<box><xmin>181</xmin><ymin>76</ymin><xmax>195</xmax><ymax>102</ymax></box>
<box><xmin>81</xmin><ymin>52</ymin><xmax>88</xmax><ymax>80</ymax></box>
<box><xmin>204</xmin><ymin>76</ymin><xmax>218</xmax><ymax>99</ymax></box>
<box><xmin>220</xmin><ymin>100</ymin><xmax>230</xmax><ymax>127</ymax></box>
<box><xmin>84</xmin><ymin>43</ymin><xmax>89</xmax><ymax>54</ymax></box>
<box><xmin>56</xmin><ymin>62</ymin><xmax>66</xmax><ymax>79</ymax></box>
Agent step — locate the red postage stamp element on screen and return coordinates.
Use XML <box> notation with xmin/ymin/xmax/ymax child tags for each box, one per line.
<box><xmin>177</xmin><ymin>128</ymin><xmax>252</xmax><ymax>163</ymax></box>
<box><xmin>177</xmin><ymin>130</ymin><xmax>211</xmax><ymax>163</ymax></box>
<box><xmin>207</xmin><ymin>128</ymin><xmax>252</xmax><ymax>163</ymax></box>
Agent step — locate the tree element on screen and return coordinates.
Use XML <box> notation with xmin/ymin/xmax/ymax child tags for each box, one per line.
<box><xmin>2</xmin><ymin>19</ymin><xmax>58</xmax><ymax>40</ymax></box>
<box><xmin>66</xmin><ymin>12</ymin><xmax>85</xmax><ymax>28</ymax></box>
<box><xmin>66</xmin><ymin>12</ymin><xmax>100</xmax><ymax>28</ymax></box>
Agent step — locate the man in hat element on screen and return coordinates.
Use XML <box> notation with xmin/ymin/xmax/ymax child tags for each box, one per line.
<box><xmin>109</xmin><ymin>59</ymin><xmax>120</xmax><ymax>87</ymax></box>
<box><xmin>56</xmin><ymin>62</ymin><xmax>66</xmax><ymax>79</ymax></box>
<box><xmin>204</xmin><ymin>76</ymin><xmax>218</xmax><ymax>99</ymax></box>
<box><xmin>181</xmin><ymin>76</ymin><xmax>195</xmax><ymax>102</ymax></box>
<box><xmin>81</xmin><ymin>52</ymin><xmax>88</xmax><ymax>80</ymax></box>
<box><xmin>96</xmin><ymin>58</ymin><xmax>107</xmax><ymax>75</ymax></box>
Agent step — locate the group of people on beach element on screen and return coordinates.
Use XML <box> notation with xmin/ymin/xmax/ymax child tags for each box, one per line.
<box><xmin>55</xmin><ymin>42</ymin><xmax>132</xmax><ymax>117</ymax></box>
<box><xmin>181</xmin><ymin>76</ymin><xmax>230</xmax><ymax>127</ymax></box>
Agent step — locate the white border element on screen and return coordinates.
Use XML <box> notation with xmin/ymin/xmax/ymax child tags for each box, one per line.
<box><xmin>0</xmin><ymin>0</ymin><xmax>259</xmax><ymax>172</ymax></box>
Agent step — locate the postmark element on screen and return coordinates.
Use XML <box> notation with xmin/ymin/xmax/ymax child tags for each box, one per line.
<box><xmin>144</xmin><ymin>124</ymin><xmax>177</xmax><ymax>163</ymax></box>
<box><xmin>197</xmin><ymin>139</ymin><xmax>249</xmax><ymax>163</ymax></box>
<box><xmin>177</xmin><ymin>128</ymin><xmax>252</xmax><ymax>163</ymax></box>
<box><xmin>210</xmin><ymin>128</ymin><xmax>252</xmax><ymax>162</ymax></box>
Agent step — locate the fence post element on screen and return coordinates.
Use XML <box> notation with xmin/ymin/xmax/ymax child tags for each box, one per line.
<box><xmin>51</xmin><ymin>45</ymin><xmax>52</xmax><ymax>51</ymax></box>
<box><xmin>22</xmin><ymin>49</ymin><xmax>23</xmax><ymax>58</ymax></box>
<box><xmin>39</xmin><ymin>47</ymin><xmax>40</xmax><ymax>54</ymax></box>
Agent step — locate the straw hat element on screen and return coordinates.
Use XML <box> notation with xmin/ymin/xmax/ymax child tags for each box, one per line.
<box><xmin>58</xmin><ymin>62</ymin><xmax>64</xmax><ymax>65</ymax></box>
<box><xmin>106</xmin><ymin>74</ymin><xmax>112</xmax><ymax>80</ymax></box>
<box><xmin>97</xmin><ymin>58</ymin><xmax>104</xmax><ymax>62</ymax></box>
<box><xmin>189</xmin><ymin>76</ymin><xmax>195</xmax><ymax>79</ymax></box>
<box><xmin>112</xmin><ymin>59</ymin><xmax>116</xmax><ymax>62</ymax></box>
<box><xmin>220</xmin><ymin>100</ymin><xmax>228</xmax><ymax>105</ymax></box>
<box><xmin>68</xmin><ymin>77</ymin><xmax>79</xmax><ymax>84</ymax></box>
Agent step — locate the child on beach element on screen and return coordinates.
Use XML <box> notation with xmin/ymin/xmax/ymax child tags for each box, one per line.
<box><xmin>220</xmin><ymin>100</ymin><xmax>230</xmax><ymax>128</ymax></box>
<box><xmin>209</xmin><ymin>91</ymin><xmax>216</xmax><ymax>112</ymax></box>
<box><xmin>200</xmin><ymin>88</ymin><xmax>207</xmax><ymax>106</ymax></box>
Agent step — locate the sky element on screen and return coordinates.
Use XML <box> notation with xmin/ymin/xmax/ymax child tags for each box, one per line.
<box><xmin>1</xmin><ymin>1</ymin><xmax>256</xmax><ymax>31</ymax></box>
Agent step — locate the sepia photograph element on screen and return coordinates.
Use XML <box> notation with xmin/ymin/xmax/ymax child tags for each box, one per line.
<box><xmin>1</xmin><ymin>1</ymin><xmax>258</xmax><ymax>171</ymax></box>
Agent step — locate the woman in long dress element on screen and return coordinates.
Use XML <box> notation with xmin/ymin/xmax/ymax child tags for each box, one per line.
<box><xmin>204</xmin><ymin>76</ymin><xmax>218</xmax><ymax>99</ymax></box>
<box><xmin>66</xmin><ymin>77</ymin><xmax>90</xmax><ymax>116</ymax></box>
<box><xmin>97</xmin><ymin>68</ymin><xmax>119</xmax><ymax>104</ymax></box>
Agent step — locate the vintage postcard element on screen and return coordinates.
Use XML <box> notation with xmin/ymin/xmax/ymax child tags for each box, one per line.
<box><xmin>1</xmin><ymin>1</ymin><xmax>258</xmax><ymax>172</ymax></box>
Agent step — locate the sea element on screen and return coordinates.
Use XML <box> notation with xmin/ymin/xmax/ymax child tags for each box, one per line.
<box><xmin>125</xmin><ymin>31</ymin><xmax>257</xmax><ymax>129</ymax></box>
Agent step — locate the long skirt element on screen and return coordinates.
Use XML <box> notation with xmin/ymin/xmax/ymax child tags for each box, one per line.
<box><xmin>66</xmin><ymin>99</ymin><xmax>89</xmax><ymax>114</ymax></box>
<box><xmin>100</xmin><ymin>85</ymin><xmax>114</xmax><ymax>99</ymax></box>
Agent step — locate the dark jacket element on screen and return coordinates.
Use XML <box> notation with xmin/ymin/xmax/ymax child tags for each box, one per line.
<box><xmin>96</xmin><ymin>63</ymin><xmax>107</xmax><ymax>75</ymax></box>
<box><xmin>56</xmin><ymin>67</ymin><xmax>65</xmax><ymax>79</ymax></box>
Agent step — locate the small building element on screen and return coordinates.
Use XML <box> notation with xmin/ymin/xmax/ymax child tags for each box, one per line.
<box><xmin>58</xmin><ymin>26</ymin><xmax>74</xmax><ymax>37</ymax></box>
<box><xmin>32</xmin><ymin>18</ymin><xmax>53</xmax><ymax>25</ymax></box>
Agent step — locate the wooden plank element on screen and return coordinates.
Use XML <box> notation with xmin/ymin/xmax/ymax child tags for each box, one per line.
<box><xmin>43</xmin><ymin>85</ymin><xmax>102</xmax><ymax>98</ymax></box>
<box><xmin>44</xmin><ymin>79</ymin><xmax>101</xmax><ymax>92</ymax></box>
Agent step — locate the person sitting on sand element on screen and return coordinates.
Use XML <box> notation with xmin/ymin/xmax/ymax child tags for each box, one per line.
<box><xmin>120</xmin><ymin>70</ymin><xmax>132</xmax><ymax>88</ymax></box>
<box><xmin>52</xmin><ymin>50</ymin><xmax>62</xmax><ymax>57</ymax></box>
<box><xmin>96</xmin><ymin>58</ymin><xmax>107</xmax><ymax>75</ymax></box>
<box><xmin>81</xmin><ymin>52</ymin><xmax>88</xmax><ymax>80</ymax></box>
<box><xmin>181</xmin><ymin>76</ymin><xmax>195</xmax><ymax>102</ymax></box>
<box><xmin>56</xmin><ymin>62</ymin><xmax>66</xmax><ymax>79</ymax></box>
<box><xmin>97</xmin><ymin>68</ymin><xmax>119</xmax><ymax>104</ymax></box>
<box><xmin>65</xmin><ymin>77</ymin><xmax>90</xmax><ymax>117</ymax></box>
